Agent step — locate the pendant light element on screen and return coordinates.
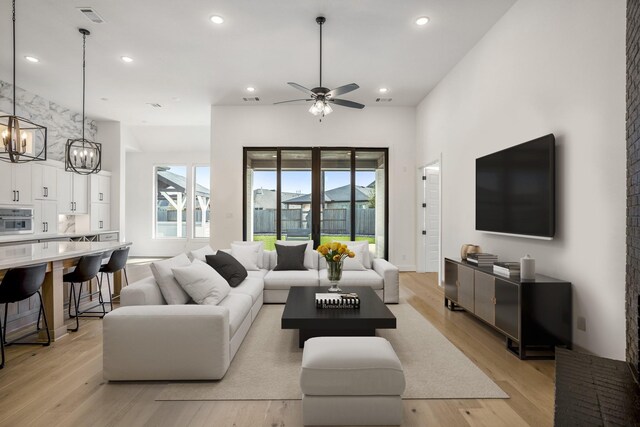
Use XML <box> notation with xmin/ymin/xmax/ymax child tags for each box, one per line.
<box><xmin>65</xmin><ymin>28</ymin><xmax>101</xmax><ymax>175</ymax></box>
<box><xmin>0</xmin><ymin>0</ymin><xmax>48</xmax><ymax>163</ymax></box>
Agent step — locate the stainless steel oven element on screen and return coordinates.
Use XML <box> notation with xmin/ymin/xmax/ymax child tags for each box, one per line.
<box><xmin>0</xmin><ymin>206</ymin><xmax>34</xmax><ymax>235</ymax></box>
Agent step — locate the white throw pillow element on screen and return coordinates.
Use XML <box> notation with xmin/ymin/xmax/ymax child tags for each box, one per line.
<box><xmin>231</xmin><ymin>242</ymin><xmax>261</xmax><ymax>271</ymax></box>
<box><xmin>231</xmin><ymin>241</ymin><xmax>264</xmax><ymax>269</ymax></box>
<box><xmin>342</xmin><ymin>243</ymin><xmax>367</xmax><ymax>271</ymax></box>
<box><xmin>337</xmin><ymin>240</ymin><xmax>372</xmax><ymax>269</ymax></box>
<box><xmin>189</xmin><ymin>245</ymin><xmax>216</xmax><ymax>262</ymax></box>
<box><xmin>276</xmin><ymin>240</ymin><xmax>316</xmax><ymax>270</ymax></box>
<box><xmin>172</xmin><ymin>260</ymin><xmax>231</xmax><ymax>305</ymax></box>
<box><xmin>150</xmin><ymin>254</ymin><xmax>192</xmax><ymax>304</ymax></box>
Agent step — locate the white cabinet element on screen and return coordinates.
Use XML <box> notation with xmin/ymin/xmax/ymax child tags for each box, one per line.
<box><xmin>57</xmin><ymin>170</ymin><xmax>88</xmax><ymax>214</ymax></box>
<box><xmin>90</xmin><ymin>174</ymin><xmax>110</xmax><ymax>204</ymax></box>
<box><xmin>34</xmin><ymin>200</ymin><xmax>57</xmax><ymax>234</ymax></box>
<box><xmin>0</xmin><ymin>163</ymin><xmax>32</xmax><ymax>205</ymax></box>
<box><xmin>32</xmin><ymin>164</ymin><xmax>58</xmax><ymax>200</ymax></box>
<box><xmin>90</xmin><ymin>203</ymin><xmax>110</xmax><ymax>231</ymax></box>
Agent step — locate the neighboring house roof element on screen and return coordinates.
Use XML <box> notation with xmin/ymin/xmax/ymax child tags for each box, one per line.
<box><xmin>282</xmin><ymin>184</ymin><xmax>373</xmax><ymax>204</ymax></box>
<box><xmin>157</xmin><ymin>169</ymin><xmax>209</xmax><ymax>197</ymax></box>
<box><xmin>253</xmin><ymin>188</ymin><xmax>300</xmax><ymax>209</ymax></box>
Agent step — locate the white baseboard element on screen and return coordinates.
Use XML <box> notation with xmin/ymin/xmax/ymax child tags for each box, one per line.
<box><xmin>397</xmin><ymin>265</ymin><xmax>416</xmax><ymax>272</ymax></box>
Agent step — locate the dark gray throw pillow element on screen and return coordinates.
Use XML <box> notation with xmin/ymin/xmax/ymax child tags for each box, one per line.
<box><xmin>273</xmin><ymin>243</ymin><xmax>308</xmax><ymax>271</ymax></box>
<box><xmin>205</xmin><ymin>251</ymin><xmax>248</xmax><ymax>287</ymax></box>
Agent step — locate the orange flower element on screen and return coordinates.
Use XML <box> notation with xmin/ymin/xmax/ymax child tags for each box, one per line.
<box><xmin>348</xmin><ymin>251</ymin><xmax>355</xmax><ymax>258</ymax></box>
<box><xmin>332</xmin><ymin>254</ymin><xmax>341</xmax><ymax>262</ymax></box>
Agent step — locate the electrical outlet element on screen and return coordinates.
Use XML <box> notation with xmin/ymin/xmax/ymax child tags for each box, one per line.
<box><xmin>577</xmin><ymin>316</ymin><xmax>586</xmax><ymax>331</ymax></box>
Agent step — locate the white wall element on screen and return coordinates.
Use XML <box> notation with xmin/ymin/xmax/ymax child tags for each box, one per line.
<box><xmin>210</xmin><ymin>105</ymin><xmax>416</xmax><ymax>270</ymax></box>
<box><xmin>97</xmin><ymin>121</ymin><xmax>125</xmax><ymax>237</ymax></box>
<box><xmin>126</xmin><ymin>150</ymin><xmax>210</xmax><ymax>257</ymax></box>
<box><xmin>415</xmin><ymin>0</ymin><xmax>625</xmax><ymax>359</ymax></box>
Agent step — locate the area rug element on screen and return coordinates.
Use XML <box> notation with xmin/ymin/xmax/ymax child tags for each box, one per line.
<box><xmin>156</xmin><ymin>302</ymin><xmax>508</xmax><ymax>401</ymax></box>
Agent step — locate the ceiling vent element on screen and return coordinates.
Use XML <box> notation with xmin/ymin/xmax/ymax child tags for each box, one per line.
<box><xmin>243</xmin><ymin>97</ymin><xmax>260</xmax><ymax>102</ymax></box>
<box><xmin>77</xmin><ymin>7</ymin><xmax>105</xmax><ymax>24</ymax></box>
<box><xmin>376</xmin><ymin>98</ymin><xmax>392</xmax><ymax>103</ymax></box>
<box><xmin>146</xmin><ymin>103</ymin><xmax>162</xmax><ymax>108</ymax></box>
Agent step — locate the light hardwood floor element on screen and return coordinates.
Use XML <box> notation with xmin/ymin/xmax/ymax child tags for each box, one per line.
<box><xmin>0</xmin><ymin>265</ymin><xmax>555</xmax><ymax>427</ymax></box>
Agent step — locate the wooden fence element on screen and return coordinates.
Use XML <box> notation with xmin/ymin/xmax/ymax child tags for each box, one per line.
<box><xmin>253</xmin><ymin>208</ymin><xmax>375</xmax><ymax>236</ymax></box>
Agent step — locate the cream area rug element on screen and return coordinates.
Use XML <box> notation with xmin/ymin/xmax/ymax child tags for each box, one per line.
<box><xmin>156</xmin><ymin>301</ymin><xmax>508</xmax><ymax>401</ymax></box>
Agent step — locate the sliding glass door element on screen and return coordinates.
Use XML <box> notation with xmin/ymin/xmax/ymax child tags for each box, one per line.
<box><xmin>243</xmin><ymin>147</ymin><xmax>388</xmax><ymax>259</ymax></box>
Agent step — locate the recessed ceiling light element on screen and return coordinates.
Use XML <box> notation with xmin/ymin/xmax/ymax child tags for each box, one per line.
<box><xmin>100</xmin><ymin>97</ymin><xmax>108</xmax><ymax>101</ymax></box>
<box><xmin>415</xmin><ymin>16</ymin><xmax>430</xmax><ymax>26</ymax></box>
<box><xmin>24</xmin><ymin>56</ymin><xmax>39</xmax><ymax>63</ymax></box>
<box><xmin>210</xmin><ymin>15</ymin><xmax>224</xmax><ymax>24</ymax></box>
<box><xmin>379</xmin><ymin>87</ymin><xmax>388</xmax><ymax>93</ymax></box>
<box><xmin>121</xmin><ymin>56</ymin><xmax>133</xmax><ymax>63</ymax></box>
<box><xmin>246</xmin><ymin>87</ymin><xmax>255</xmax><ymax>92</ymax></box>
<box><xmin>172</xmin><ymin>97</ymin><xmax>181</xmax><ymax>102</ymax></box>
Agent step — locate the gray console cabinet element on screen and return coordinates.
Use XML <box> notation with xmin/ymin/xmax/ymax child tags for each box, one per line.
<box><xmin>443</xmin><ymin>258</ymin><xmax>572</xmax><ymax>359</ymax></box>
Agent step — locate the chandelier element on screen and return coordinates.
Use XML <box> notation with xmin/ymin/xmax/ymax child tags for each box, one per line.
<box><xmin>65</xmin><ymin>28</ymin><xmax>101</xmax><ymax>175</ymax></box>
<box><xmin>0</xmin><ymin>0</ymin><xmax>48</xmax><ymax>163</ymax></box>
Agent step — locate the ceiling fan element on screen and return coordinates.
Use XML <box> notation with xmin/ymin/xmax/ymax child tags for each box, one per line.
<box><xmin>275</xmin><ymin>16</ymin><xmax>365</xmax><ymax>119</ymax></box>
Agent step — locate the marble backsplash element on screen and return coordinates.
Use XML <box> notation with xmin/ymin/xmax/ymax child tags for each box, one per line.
<box><xmin>0</xmin><ymin>80</ymin><xmax>97</xmax><ymax>162</ymax></box>
<box><xmin>58</xmin><ymin>215</ymin><xmax>76</xmax><ymax>234</ymax></box>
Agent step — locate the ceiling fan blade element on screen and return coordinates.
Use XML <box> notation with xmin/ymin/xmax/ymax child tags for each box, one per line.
<box><xmin>274</xmin><ymin>99</ymin><xmax>313</xmax><ymax>105</ymax></box>
<box><xmin>326</xmin><ymin>83</ymin><xmax>359</xmax><ymax>99</ymax></box>
<box><xmin>328</xmin><ymin>98</ymin><xmax>365</xmax><ymax>109</ymax></box>
<box><xmin>287</xmin><ymin>82</ymin><xmax>316</xmax><ymax>97</ymax></box>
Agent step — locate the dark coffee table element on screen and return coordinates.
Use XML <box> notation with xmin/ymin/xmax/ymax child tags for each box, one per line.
<box><xmin>281</xmin><ymin>286</ymin><xmax>397</xmax><ymax>347</ymax></box>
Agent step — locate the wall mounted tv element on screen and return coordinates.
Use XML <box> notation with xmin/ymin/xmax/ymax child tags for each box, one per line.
<box><xmin>476</xmin><ymin>134</ymin><xmax>555</xmax><ymax>239</ymax></box>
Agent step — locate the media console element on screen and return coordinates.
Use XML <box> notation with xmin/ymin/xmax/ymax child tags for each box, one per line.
<box><xmin>444</xmin><ymin>258</ymin><xmax>572</xmax><ymax>359</ymax></box>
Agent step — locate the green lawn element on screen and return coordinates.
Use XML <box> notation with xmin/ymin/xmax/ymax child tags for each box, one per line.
<box><xmin>253</xmin><ymin>234</ymin><xmax>374</xmax><ymax>250</ymax></box>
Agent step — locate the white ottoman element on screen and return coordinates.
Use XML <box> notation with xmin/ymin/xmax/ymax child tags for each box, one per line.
<box><xmin>300</xmin><ymin>336</ymin><xmax>405</xmax><ymax>426</ymax></box>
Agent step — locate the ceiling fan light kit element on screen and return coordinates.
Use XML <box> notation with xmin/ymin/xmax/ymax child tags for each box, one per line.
<box><xmin>0</xmin><ymin>0</ymin><xmax>48</xmax><ymax>164</ymax></box>
<box><xmin>275</xmin><ymin>16</ymin><xmax>365</xmax><ymax>121</ymax></box>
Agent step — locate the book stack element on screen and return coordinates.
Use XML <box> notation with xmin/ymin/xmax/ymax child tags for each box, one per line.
<box><xmin>315</xmin><ymin>293</ymin><xmax>360</xmax><ymax>309</ymax></box>
<box><xmin>493</xmin><ymin>262</ymin><xmax>521</xmax><ymax>277</ymax></box>
<box><xmin>466</xmin><ymin>253</ymin><xmax>498</xmax><ymax>267</ymax></box>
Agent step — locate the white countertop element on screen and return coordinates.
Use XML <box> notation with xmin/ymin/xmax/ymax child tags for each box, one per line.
<box><xmin>0</xmin><ymin>230</ymin><xmax>120</xmax><ymax>243</ymax></box>
<box><xmin>0</xmin><ymin>240</ymin><xmax>132</xmax><ymax>270</ymax></box>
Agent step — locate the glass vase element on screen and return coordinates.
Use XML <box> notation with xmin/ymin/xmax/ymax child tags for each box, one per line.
<box><xmin>327</xmin><ymin>260</ymin><xmax>344</xmax><ymax>293</ymax></box>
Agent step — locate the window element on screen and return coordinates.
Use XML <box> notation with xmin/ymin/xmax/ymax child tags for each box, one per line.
<box><xmin>154</xmin><ymin>164</ymin><xmax>211</xmax><ymax>239</ymax></box>
<box><xmin>243</xmin><ymin>148</ymin><xmax>388</xmax><ymax>258</ymax></box>
<box><xmin>193</xmin><ymin>166</ymin><xmax>211</xmax><ymax>238</ymax></box>
<box><xmin>155</xmin><ymin>165</ymin><xmax>187</xmax><ymax>238</ymax></box>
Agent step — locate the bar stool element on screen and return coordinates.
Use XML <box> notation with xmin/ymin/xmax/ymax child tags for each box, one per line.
<box><xmin>99</xmin><ymin>247</ymin><xmax>130</xmax><ymax>310</ymax></box>
<box><xmin>65</xmin><ymin>253</ymin><xmax>104</xmax><ymax>332</ymax></box>
<box><xmin>0</xmin><ymin>263</ymin><xmax>49</xmax><ymax>369</ymax></box>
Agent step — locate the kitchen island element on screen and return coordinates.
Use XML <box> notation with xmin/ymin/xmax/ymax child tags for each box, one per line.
<box><xmin>0</xmin><ymin>240</ymin><xmax>132</xmax><ymax>341</ymax></box>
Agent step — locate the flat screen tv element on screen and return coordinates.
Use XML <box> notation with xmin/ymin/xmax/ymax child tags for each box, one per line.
<box><xmin>476</xmin><ymin>134</ymin><xmax>555</xmax><ymax>239</ymax></box>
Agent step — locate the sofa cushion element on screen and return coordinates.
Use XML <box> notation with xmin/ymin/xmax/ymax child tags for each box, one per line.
<box><xmin>342</xmin><ymin>243</ymin><xmax>367</xmax><ymax>271</ymax></box>
<box><xmin>337</xmin><ymin>241</ymin><xmax>372</xmax><ymax>269</ymax></box>
<box><xmin>188</xmin><ymin>245</ymin><xmax>215</xmax><ymax>262</ymax></box>
<box><xmin>229</xmin><ymin>277</ymin><xmax>263</xmax><ymax>305</ymax></box>
<box><xmin>206</xmin><ymin>252</ymin><xmax>248</xmax><ymax>287</ymax></box>
<box><xmin>172</xmin><ymin>260</ymin><xmax>231</xmax><ymax>305</ymax></box>
<box><xmin>276</xmin><ymin>240</ymin><xmax>317</xmax><ymax>270</ymax></box>
<box><xmin>264</xmin><ymin>269</ymin><xmax>319</xmax><ymax>289</ymax></box>
<box><xmin>150</xmin><ymin>254</ymin><xmax>192</xmax><ymax>305</ymax></box>
<box><xmin>231</xmin><ymin>242</ymin><xmax>262</xmax><ymax>271</ymax></box>
<box><xmin>232</xmin><ymin>241</ymin><xmax>265</xmax><ymax>269</ymax></box>
<box><xmin>217</xmin><ymin>293</ymin><xmax>252</xmax><ymax>336</ymax></box>
<box><xmin>247</xmin><ymin>269</ymin><xmax>269</xmax><ymax>279</ymax></box>
<box><xmin>319</xmin><ymin>268</ymin><xmax>384</xmax><ymax>290</ymax></box>
<box><xmin>273</xmin><ymin>243</ymin><xmax>308</xmax><ymax>271</ymax></box>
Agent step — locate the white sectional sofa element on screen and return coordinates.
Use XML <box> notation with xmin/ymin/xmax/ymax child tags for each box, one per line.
<box><xmin>102</xmin><ymin>245</ymin><xmax>399</xmax><ymax>381</ymax></box>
